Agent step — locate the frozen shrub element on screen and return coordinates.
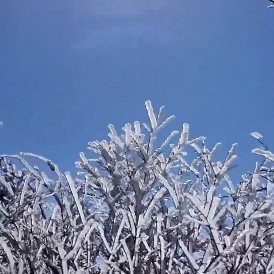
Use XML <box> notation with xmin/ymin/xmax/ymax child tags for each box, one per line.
<box><xmin>0</xmin><ymin>101</ymin><xmax>274</xmax><ymax>274</ymax></box>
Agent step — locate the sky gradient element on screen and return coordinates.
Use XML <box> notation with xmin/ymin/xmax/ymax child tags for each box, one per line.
<box><xmin>1</xmin><ymin>0</ymin><xmax>274</xmax><ymax>180</ymax></box>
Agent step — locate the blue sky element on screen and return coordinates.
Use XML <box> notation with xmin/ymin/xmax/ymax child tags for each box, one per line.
<box><xmin>1</xmin><ymin>0</ymin><xmax>274</xmax><ymax>180</ymax></box>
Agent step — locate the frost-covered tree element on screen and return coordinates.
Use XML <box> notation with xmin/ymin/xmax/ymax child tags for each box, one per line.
<box><xmin>1</xmin><ymin>100</ymin><xmax>274</xmax><ymax>274</ymax></box>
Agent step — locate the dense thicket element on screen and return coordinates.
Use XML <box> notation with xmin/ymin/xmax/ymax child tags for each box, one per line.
<box><xmin>0</xmin><ymin>101</ymin><xmax>274</xmax><ymax>274</ymax></box>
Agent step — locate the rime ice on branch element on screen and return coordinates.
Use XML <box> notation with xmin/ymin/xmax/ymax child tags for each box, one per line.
<box><xmin>0</xmin><ymin>101</ymin><xmax>274</xmax><ymax>274</ymax></box>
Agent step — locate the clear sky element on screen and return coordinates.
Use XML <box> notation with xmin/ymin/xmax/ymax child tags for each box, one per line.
<box><xmin>1</xmin><ymin>0</ymin><xmax>274</xmax><ymax>180</ymax></box>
